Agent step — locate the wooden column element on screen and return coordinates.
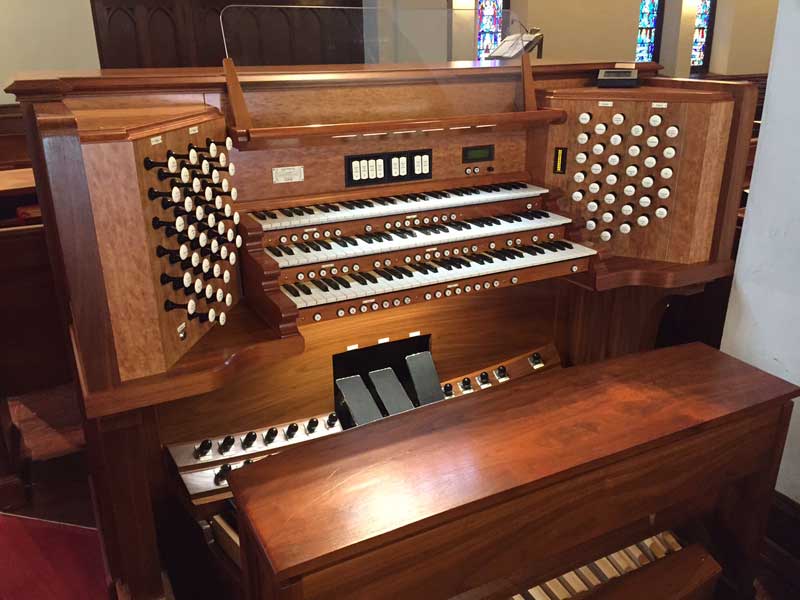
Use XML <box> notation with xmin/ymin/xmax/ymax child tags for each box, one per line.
<box><xmin>711</xmin><ymin>402</ymin><xmax>794</xmax><ymax>600</ymax></box>
<box><xmin>554</xmin><ymin>282</ymin><xmax>685</xmax><ymax>366</ymax></box>
<box><xmin>84</xmin><ymin>409</ymin><xmax>164</xmax><ymax>599</ymax></box>
<box><xmin>0</xmin><ymin>395</ymin><xmax>27</xmax><ymax>510</ymax></box>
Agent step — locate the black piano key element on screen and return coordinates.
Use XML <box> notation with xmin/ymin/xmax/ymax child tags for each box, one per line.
<box><xmin>291</xmin><ymin>207</ymin><xmax>304</xmax><ymax>216</ymax></box>
<box><xmin>295</xmin><ymin>282</ymin><xmax>312</xmax><ymax>295</ymax></box>
<box><xmin>279</xmin><ymin>244</ymin><xmax>294</xmax><ymax>255</ymax></box>
<box><xmin>362</xmin><ymin>272</ymin><xmax>378</xmax><ymax>284</ymax></box>
<box><xmin>322</xmin><ymin>277</ymin><xmax>340</xmax><ymax>290</ymax></box>
<box><xmin>295</xmin><ymin>242</ymin><xmax>311</xmax><ymax>253</ymax></box>
<box><xmin>310</xmin><ymin>279</ymin><xmax>329</xmax><ymax>292</ymax></box>
<box><xmin>301</xmin><ymin>206</ymin><xmax>314</xmax><ymax>215</ymax></box>
<box><xmin>282</xmin><ymin>283</ymin><xmax>299</xmax><ymax>297</ymax></box>
<box><xmin>267</xmin><ymin>246</ymin><xmax>283</xmax><ymax>257</ymax></box>
<box><xmin>279</xmin><ymin>208</ymin><xmax>293</xmax><ymax>217</ymax></box>
<box><xmin>375</xmin><ymin>269</ymin><xmax>393</xmax><ymax>281</ymax></box>
<box><xmin>333</xmin><ymin>276</ymin><xmax>351</xmax><ymax>288</ymax></box>
<box><xmin>350</xmin><ymin>273</ymin><xmax>368</xmax><ymax>285</ymax></box>
<box><xmin>306</xmin><ymin>241</ymin><xmax>321</xmax><ymax>251</ymax></box>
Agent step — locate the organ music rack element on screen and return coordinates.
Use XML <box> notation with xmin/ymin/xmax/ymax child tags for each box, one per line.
<box><xmin>6</xmin><ymin>57</ymin><xmax>780</xmax><ymax>600</ymax></box>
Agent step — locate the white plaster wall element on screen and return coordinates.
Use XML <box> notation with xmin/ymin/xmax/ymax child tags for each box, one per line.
<box><xmin>721</xmin><ymin>0</ymin><xmax>800</xmax><ymax>502</ymax></box>
<box><xmin>0</xmin><ymin>0</ymin><xmax>100</xmax><ymax>104</ymax></box>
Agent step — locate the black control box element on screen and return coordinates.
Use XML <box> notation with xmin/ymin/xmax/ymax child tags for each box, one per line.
<box><xmin>344</xmin><ymin>149</ymin><xmax>432</xmax><ymax>187</ymax></box>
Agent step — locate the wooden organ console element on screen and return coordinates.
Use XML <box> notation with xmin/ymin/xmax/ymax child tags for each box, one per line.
<box><xmin>6</xmin><ymin>57</ymin><xmax>795</xmax><ymax>600</ymax></box>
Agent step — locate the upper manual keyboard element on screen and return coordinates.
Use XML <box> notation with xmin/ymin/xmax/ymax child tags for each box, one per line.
<box><xmin>251</xmin><ymin>182</ymin><xmax>548</xmax><ymax>231</ymax></box>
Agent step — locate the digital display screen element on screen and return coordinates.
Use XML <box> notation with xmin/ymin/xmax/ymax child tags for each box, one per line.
<box><xmin>462</xmin><ymin>145</ymin><xmax>495</xmax><ymax>163</ymax></box>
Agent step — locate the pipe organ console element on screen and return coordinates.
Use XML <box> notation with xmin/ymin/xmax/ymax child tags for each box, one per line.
<box><xmin>7</xmin><ymin>57</ymin><xmax>795</xmax><ymax>600</ymax></box>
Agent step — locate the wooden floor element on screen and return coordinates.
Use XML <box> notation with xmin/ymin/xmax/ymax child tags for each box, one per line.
<box><xmin>3</xmin><ymin>383</ymin><xmax>798</xmax><ymax>600</ymax></box>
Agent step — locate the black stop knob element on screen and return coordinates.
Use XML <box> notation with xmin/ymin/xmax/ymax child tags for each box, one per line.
<box><xmin>264</xmin><ymin>427</ymin><xmax>278</xmax><ymax>444</ymax></box>
<box><xmin>326</xmin><ymin>412</ymin><xmax>338</xmax><ymax>427</ymax></box>
<box><xmin>242</xmin><ymin>431</ymin><xmax>257</xmax><ymax>449</ymax></box>
<box><xmin>286</xmin><ymin>423</ymin><xmax>299</xmax><ymax>439</ymax></box>
<box><xmin>307</xmin><ymin>418</ymin><xmax>319</xmax><ymax>433</ymax></box>
<box><xmin>479</xmin><ymin>371</ymin><xmax>489</xmax><ymax>384</ymax></box>
<box><xmin>443</xmin><ymin>383</ymin><xmax>453</xmax><ymax>396</ymax></box>
<box><xmin>497</xmin><ymin>365</ymin><xmax>507</xmax><ymax>378</ymax></box>
<box><xmin>461</xmin><ymin>377</ymin><xmax>472</xmax><ymax>389</ymax></box>
<box><xmin>243</xmin><ymin>459</ymin><xmax>253</xmax><ymax>466</ymax></box>
<box><xmin>214</xmin><ymin>464</ymin><xmax>232</xmax><ymax>485</ymax></box>
<box><xmin>219</xmin><ymin>435</ymin><xmax>235</xmax><ymax>453</ymax></box>
<box><xmin>195</xmin><ymin>439</ymin><xmax>212</xmax><ymax>458</ymax></box>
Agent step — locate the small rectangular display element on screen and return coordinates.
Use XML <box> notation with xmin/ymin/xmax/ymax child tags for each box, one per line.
<box><xmin>462</xmin><ymin>144</ymin><xmax>495</xmax><ymax>164</ymax></box>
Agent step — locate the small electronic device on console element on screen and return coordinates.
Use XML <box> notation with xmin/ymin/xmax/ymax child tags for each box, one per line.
<box><xmin>597</xmin><ymin>67</ymin><xmax>640</xmax><ymax>88</ymax></box>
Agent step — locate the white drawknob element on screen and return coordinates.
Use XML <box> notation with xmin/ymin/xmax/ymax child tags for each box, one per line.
<box><xmin>639</xmin><ymin>196</ymin><xmax>652</xmax><ymax>207</ymax></box>
<box><xmin>604</xmin><ymin>193</ymin><xmax>617</xmax><ymax>204</ymax></box>
<box><xmin>620</xmin><ymin>222</ymin><xmax>632</xmax><ymax>234</ymax></box>
<box><xmin>586</xmin><ymin>219</ymin><xmax>597</xmax><ymax>231</ymax></box>
<box><xmin>608</xmin><ymin>154</ymin><xmax>620</xmax><ymax>166</ymax></box>
<box><xmin>655</xmin><ymin>206</ymin><xmax>669</xmax><ymax>219</ymax></box>
<box><xmin>576</xmin><ymin>152</ymin><xmax>588</xmax><ymax>164</ymax></box>
<box><xmin>628</xmin><ymin>145</ymin><xmax>641</xmax><ymax>157</ymax></box>
<box><xmin>589</xmin><ymin>182</ymin><xmax>601</xmax><ymax>193</ymax></box>
<box><xmin>624</xmin><ymin>185</ymin><xmax>636</xmax><ymax>196</ymax></box>
<box><xmin>626</xmin><ymin>165</ymin><xmax>639</xmax><ymax>177</ymax></box>
<box><xmin>631</xmin><ymin>124</ymin><xmax>644</xmax><ymax>136</ymax></box>
<box><xmin>637</xmin><ymin>215</ymin><xmax>650</xmax><ymax>227</ymax></box>
<box><xmin>577</xmin><ymin>133</ymin><xmax>590</xmax><ymax>144</ymax></box>
<box><xmin>171</xmin><ymin>186</ymin><xmax>182</xmax><ymax>203</ymax></box>
<box><xmin>600</xmin><ymin>230</ymin><xmax>613</xmax><ymax>242</ymax></box>
<box><xmin>167</xmin><ymin>155</ymin><xmax>178</xmax><ymax>173</ymax></box>
<box><xmin>606</xmin><ymin>174</ymin><xmax>618</xmax><ymax>185</ymax></box>
<box><xmin>642</xmin><ymin>176</ymin><xmax>654</xmax><ymax>188</ymax></box>
<box><xmin>602</xmin><ymin>211</ymin><xmax>614</xmax><ymax>223</ymax></box>
<box><xmin>182</xmin><ymin>272</ymin><xmax>193</xmax><ymax>288</ymax></box>
<box><xmin>658</xmin><ymin>187</ymin><xmax>671</xmax><ymax>199</ymax></box>
<box><xmin>579</xmin><ymin>112</ymin><xmax>592</xmax><ymax>124</ymax></box>
<box><xmin>621</xmin><ymin>204</ymin><xmax>634</xmax><ymax>216</ymax></box>
<box><xmin>666</xmin><ymin>126</ymin><xmax>679</xmax><ymax>138</ymax></box>
<box><xmin>574</xmin><ymin>172</ymin><xmax>586</xmax><ymax>183</ymax></box>
<box><xmin>594</xmin><ymin>123</ymin><xmax>607</xmax><ymax>135</ymax></box>
<box><xmin>660</xmin><ymin>167</ymin><xmax>674</xmax><ymax>179</ymax></box>
<box><xmin>649</xmin><ymin>114</ymin><xmax>663</xmax><ymax>127</ymax></box>
<box><xmin>591</xmin><ymin>163</ymin><xmax>603</xmax><ymax>174</ymax></box>
<box><xmin>644</xmin><ymin>156</ymin><xmax>657</xmax><ymax>168</ymax></box>
<box><xmin>188</xmin><ymin>148</ymin><xmax>198</xmax><ymax>165</ymax></box>
<box><xmin>612</xmin><ymin>113</ymin><xmax>625</xmax><ymax>125</ymax></box>
<box><xmin>663</xmin><ymin>146</ymin><xmax>677</xmax><ymax>159</ymax></box>
<box><xmin>187</xmin><ymin>299</ymin><xmax>197</xmax><ymax>315</ymax></box>
<box><xmin>610</xmin><ymin>134</ymin><xmax>622</xmax><ymax>146</ymax></box>
<box><xmin>587</xmin><ymin>201</ymin><xmax>599</xmax><ymax>212</ymax></box>
<box><xmin>593</xmin><ymin>143</ymin><xmax>605</xmax><ymax>155</ymax></box>
<box><xmin>572</xmin><ymin>191</ymin><xmax>584</xmax><ymax>202</ymax></box>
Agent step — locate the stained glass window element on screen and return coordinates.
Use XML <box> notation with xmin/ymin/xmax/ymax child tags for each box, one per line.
<box><xmin>636</xmin><ymin>0</ymin><xmax>662</xmax><ymax>63</ymax></box>
<box><xmin>477</xmin><ymin>0</ymin><xmax>503</xmax><ymax>60</ymax></box>
<box><xmin>691</xmin><ymin>0</ymin><xmax>714</xmax><ymax>68</ymax></box>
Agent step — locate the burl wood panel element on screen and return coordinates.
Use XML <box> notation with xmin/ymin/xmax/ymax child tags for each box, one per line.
<box><xmin>83</xmin><ymin>142</ymin><xmax>167</xmax><ymax>380</ymax></box>
<box><xmin>229</xmin><ymin>130</ymin><xmax>528</xmax><ymax>202</ymax></box>
<box><xmin>81</xmin><ymin>112</ymin><xmax>243</xmax><ymax>381</ymax></box>
<box><xmin>130</xmin><ymin>116</ymin><xmax>242</xmax><ymax>374</ymax></box>
<box><xmin>230</xmin><ymin>343</ymin><xmax>796</xmax><ymax>596</ymax></box>
<box><xmin>541</xmin><ymin>87</ymin><xmax>733</xmax><ymax>263</ymax></box>
<box><xmin>156</xmin><ymin>281</ymin><xmax>557</xmax><ymax>443</ymax></box>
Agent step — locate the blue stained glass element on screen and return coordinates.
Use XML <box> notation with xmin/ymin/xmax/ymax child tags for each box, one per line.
<box><xmin>636</xmin><ymin>0</ymin><xmax>661</xmax><ymax>62</ymax></box>
<box><xmin>477</xmin><ymin>0</ymin><xmax>503</xmax><ymax>60</ymax></box>
<box><xmin>691</xmin><ymin>0</ymin><xmax>713</xmax><ymax>67</ymax></box>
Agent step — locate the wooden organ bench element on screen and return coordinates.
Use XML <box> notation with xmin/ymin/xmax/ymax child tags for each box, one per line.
<box><xmin>5</xmin><ymin>55</ymin><xmax>789</xmax><ymax>600</ymax></box>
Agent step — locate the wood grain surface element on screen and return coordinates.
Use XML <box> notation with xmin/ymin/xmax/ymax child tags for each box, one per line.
<box><xmin>231</xmin><ymin>343</ymin><xmax>797</xmax><ymax>582</ymax></box>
